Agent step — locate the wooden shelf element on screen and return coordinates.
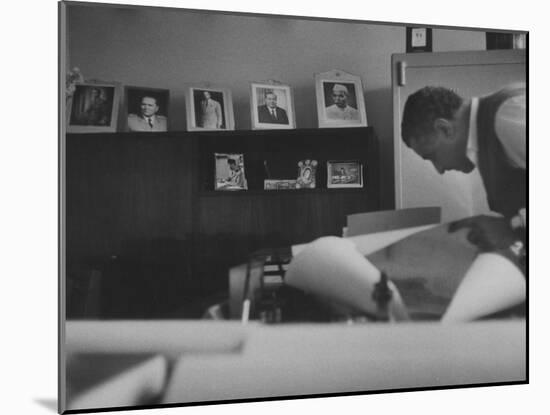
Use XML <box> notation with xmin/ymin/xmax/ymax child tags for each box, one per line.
<box><xmin>199</xmin><ymin>188</ymin><xmax>368</xmax><ymax>197</ymax></box>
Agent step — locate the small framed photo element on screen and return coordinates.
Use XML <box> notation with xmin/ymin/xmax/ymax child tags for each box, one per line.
<box><xmin>327</xmin><ymin>160</ymin><xmax>363</xmax><ymax>188</ymax></box>
<box><xmin>250</xmin><ymin>82</ymin><xmax>295</xmax><ymax>129</ymax></box>
<box><xmin>68</xmin><ymin>82</ymin><xmax>120</xmax><ymax>133</ymax></box>
<box><xmin>315</xmin><ymin>70</ymin><xmax>368</xmax><ymax>128</ymax></box>
<box><xmin>264</xmin><ymin>179</ymin><xmax>297</xmax><ymax>190</ymax></box>
<box><xmin>406</xmin><ymin>27</ymin><xmax>433</xmax><ymax>53</ymax></box>
<box><xmin>125</xmin><ymin>86</ymin><xmax>169</xmax><ymax>132</ymax></box>
<box><xmin>296</xmin><ymin>159</ymin><xmax>318</xmax><ymax>189</ymax></box>
<box><xmin>187</xmin><ymin>87</ymin><xmax>235</xmax><ymax>131</ymax></box>
<box><xmin>215</xmin><ymin>153</ymin><xmax>248</xmax><ymax>191</ymax></box>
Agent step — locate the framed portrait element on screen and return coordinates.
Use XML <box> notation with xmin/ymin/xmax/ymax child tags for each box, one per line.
<box><xmin>125</xmin><ymin>86</ymin><xmax>169</xmax><ymax>132</ymax></box>
<box><xmin>406</xmin><ymin>27</ymin><xmax>433</xmax><ymax>52</ymax></box>
<box><xmin>67</xmin><ymin>82</ymin><xmax>120</xmax><ymax>133</ymax></box>
<box><xmin>296</xmin><ymin>159</ymin><xmax>318</xmax><ymax>189</ymax></box>
<box><xmin>215</xmin><ymin>153</ymin><xmax>248</xmax><ymax>191</ymax></box>
<box><xmin>250</xmin><ymin>82</ymin><xmax>296</xmax><ymax>129</ymax></box>
<box><xmin>315</xmin><ymin>70</ymin><xmax>368</xmax><ymax>128</ymax></box>
<box><xmin>187</xmin><ymin>87</ymin><xmax>235</xmax><ymax>131</ymax></box>
<box><xmin>327</xmin><ymin>160</ymin><xmax>364</xmax><ymax>188</ymax></box>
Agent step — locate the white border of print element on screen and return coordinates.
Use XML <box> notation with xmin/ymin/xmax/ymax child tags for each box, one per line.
<box><xmin>315</xmin><ymin>69</ymin><xmax>367</xmax><ymax>128</ymax></box>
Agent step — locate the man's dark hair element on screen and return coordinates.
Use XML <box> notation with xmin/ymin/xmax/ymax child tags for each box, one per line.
<box><xmin>401</xmin><ymin>86</ymin><xmax>463</xmax><ymax>146</ymax></box>
<box><xmin>227</xmin><ymin>158</ymin><xmax>237</xmax><ymax>166</ymax></box>
<box><xmin>141</xmin><ymin>95</ymin><xmax>158</xmax><ymax>105</ymax></box>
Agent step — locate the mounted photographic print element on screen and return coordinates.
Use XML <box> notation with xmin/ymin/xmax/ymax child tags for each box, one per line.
<box><xmin>215</xmin><ymin>153</ymin><xmax>248</xmax><ymax>190</ymax></box>
<box><xmin>264</xmin><ymin>179</ymin><xmax>297</xmax><ymax>190</ymax></box>
<box><xmin>315</xmin><ymin>70</ymin><xmax>368</xmax><ymax>128</ymax></box>
<box><xmin>68</xmin><ymin>82</ymin><xmax>120</xmax><ymax>133</ymax></box>
<box><xmin>250</xmin><ymin>82</ymin><xmax>295</xmax><ymax>129</ymax></box>
<box><xmin>406</xmin><ymin>27</ymin><xmax>433</xmax><ymax>52</ymax></box>
<box><xmin>327</xmin><ymin>160</ymin><xmax>363</xmax><ymax>188</ymax></box>
<box><xmin>125</xmin><ymin>86</ymin><xmax>169</xmax><ymax>132</ymax></box>
<box><xmin>296</xmin><ymin>159</ymin><xmax>318</xmax><ymax>189</ymax></box>
<box><xmin>187</xmin><ymin>87</ymin><xmax>235</xmax><ymax>131</ymax></box>
<box><xmin>60</xmin><ymin>2</ymin><xmax>527</xmax><ymax>414</ymax></box>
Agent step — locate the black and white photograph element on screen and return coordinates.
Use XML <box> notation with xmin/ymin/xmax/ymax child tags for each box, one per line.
<box><xmin>58</xmin><ymin>2</ymin><xmax>528</xmax><ymax>415</ymax></box>
<box><xmin>125</xmin><ymin>86</ymin><xmax>169</xmax><ymax>132</ymax></box>
<box><xmin>215</xmin><ymin>153</ymin><xmax>248</xmax><ymax>190</ymax></box>
<box><xmin>315</xmin><ymin>70</ymin><xmax>368</xmax><ymax>128</ymax></box>
<box><xmin>68</xmin><ymin>82</ymin><xmax>119</xmax><ymax>132</ymax></box>
<box><xmin>264</xmin><ymin>179</ymin><xmax>298</xmax><ymax>190</ymax></box>
<box><xmin>251</xmin><ymin>83</ymin><xmax>295</xmax><ymax>129</ymax></box>
<box><xmin>327</xmin><ymin>160</ymin><xmax>363</xmax><ymax>188</ymax></box>
<box><xmin>187</xmin><ymin>87</ymin><xmax>235</xmax><ymax>131</ymax></box>
<box><xmin>296</xmin><ymin>159</ymin><xmax>317</xmax><ymax>189</ymax></box>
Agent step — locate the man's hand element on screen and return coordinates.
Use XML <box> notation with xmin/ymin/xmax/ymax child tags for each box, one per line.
<box><xmin>448</xmin><ymin>215</ymin><xmax>519</xmax><ymax>252</ymax></box>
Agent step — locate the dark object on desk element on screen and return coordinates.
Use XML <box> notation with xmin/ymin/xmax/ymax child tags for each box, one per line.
<box><xmin>372</xmin><ymin>272</ymin><xmax>393</xmax><ymax>321</ymax></box>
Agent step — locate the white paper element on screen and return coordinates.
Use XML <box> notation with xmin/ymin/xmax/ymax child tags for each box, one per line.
<box><xmin>291</xmin><ymin>224</ymin><xmax>434</xmax><ymax>257</ymax></box>
<box><xmin>442</xmin><ymin>253</ymin><xmax>526</xmax><ymax>323</ymax></box>
<box><xmin>285</xmin><ymin>236</ymin><xmax>408</xmax><ymax>319</ymax></box>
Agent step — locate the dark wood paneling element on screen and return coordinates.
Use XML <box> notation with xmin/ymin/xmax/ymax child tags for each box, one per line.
<box><xmin>66</xmin><ymin>133</ymin><xmax>194</xmax><ymax>263</ymax></box>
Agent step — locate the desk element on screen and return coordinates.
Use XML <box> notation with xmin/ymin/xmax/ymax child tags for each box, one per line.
<box><xmin>62</xmin><ymin>319</ymin><xmax>526</xmax><ymax>412</ymax></box>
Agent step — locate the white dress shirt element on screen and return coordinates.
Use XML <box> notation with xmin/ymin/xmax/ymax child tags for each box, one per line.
<box><xmin>466</xmin><ymin>94</ymin><xmax>526</xmax><ymax>168</ymax></box>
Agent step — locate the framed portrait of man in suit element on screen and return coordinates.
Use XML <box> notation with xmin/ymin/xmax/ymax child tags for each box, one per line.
<box><xmin>125</xmin><ymin>86</ymin><xmax>170</xmax><ymax>132</ymax></box>
<box><xmin>315</xmin><ymin>70</ymin><xmax>368</xmax><ymax>128</ymax></box>
<box><xmin>186</xmin><ymin>86</ymin><xmax>235</xmax><ymax>131</ymax></box>
<box><xmin>67</xmin><ymin>81</ymin><xmax>120</xmax><ymax>133</ymax></box>
<box><xmin>250</xmin><ymin>82</ymin><xmax>296</xmax><ymax>129</ymax></box>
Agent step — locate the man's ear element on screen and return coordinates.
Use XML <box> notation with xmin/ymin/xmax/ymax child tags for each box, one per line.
<box><xmin>433</xmin><ymin>118</ymin><xmax>455</xmax><ymax>140</ymax></box>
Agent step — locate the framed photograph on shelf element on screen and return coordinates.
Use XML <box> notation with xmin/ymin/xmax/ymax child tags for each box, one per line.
<box><xmin>296</xmin><ymin>159</ymin><xmax>318</xmax><ymax>189</ymax></box>
<box><xmin>67</xmin><ymin>81</ymin><xmax>120</xmax><ymax>133</ymax></box>
<box><xmin>264</xmin><ymin>179</ymin><xmax>297</xmax><ymax>190</ymax></box>
<box><xmin>187</xmin><ymin>86</ymin><xmax>235</xmax><ymax>131</ymax></box>
<box><xmin>315</xmin><ymin>70</ymin><xmax>367</xmax><ymax>128</ymax></box>
<box><xmin>327</xmin><ymin>160</ymin><xmax>363</xmax><ymax>188</ymax></box>
<box><xmin>215</xmin><ymin>153</ymin><xmax>248</xmax><ymax>191</ymax></box>
<box><xmin>125</xmin><ymin>86</ymin><xmax>169</xmax><ymax>132</ymax></box>
<box><xmin>250</xmin><ymin>82</ymin><xmax>296</xmax><ymax>129</ymax></box>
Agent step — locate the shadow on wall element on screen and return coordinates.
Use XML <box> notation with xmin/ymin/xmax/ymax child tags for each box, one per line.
<box><xmin>364</xmin><ymin>86</ymin><xmax>394</xmax><ymax>209</ymax></box>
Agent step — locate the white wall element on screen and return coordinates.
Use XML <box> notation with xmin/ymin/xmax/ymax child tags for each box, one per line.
<box><xmin>433</xmin><ymin>28</ymin><xmax>485</xmax><ymax>51</ymax></box>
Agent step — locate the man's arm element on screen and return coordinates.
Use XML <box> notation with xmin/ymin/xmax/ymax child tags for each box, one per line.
<box><xmin>449</xmin><ymin>215</ymin><xmax>526</xmax><ymax>275</ymax></box>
